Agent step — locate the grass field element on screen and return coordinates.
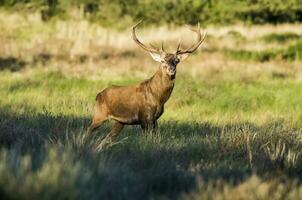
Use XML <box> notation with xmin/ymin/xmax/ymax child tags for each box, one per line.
<box><xmin>1</xmin><ymin>11</ymin><xmax>302</xmax><ymax>199</ymax></box>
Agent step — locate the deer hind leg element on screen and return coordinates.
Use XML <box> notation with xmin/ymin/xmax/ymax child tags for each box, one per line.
<box><xmin>96</xmin><ymin>121</ymin><xmax>124</xmax><ymax>150</ymax></box>
<box><xmin>87</xmin><ymin>106</ymin><xmax>108</xmax><ymax>134</ymax></box>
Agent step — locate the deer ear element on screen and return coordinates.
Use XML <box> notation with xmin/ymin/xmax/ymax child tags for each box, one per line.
<box><xmin>177</xmin><ymin>53</ymin><xmax>190</xmax><ymax>61</ymax></box>
<box><xmin>149</xmin><ymin>52</ymin><xmax>163</xmax><ymax>63</ymax></box>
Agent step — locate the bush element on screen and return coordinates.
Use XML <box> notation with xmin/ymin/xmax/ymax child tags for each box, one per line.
<box><xmin>224</xmin><ymin>39</ymin><xmax>302</xmax><ymax>62</ymax></box>
<box><xmin>0</xmin><ymin>0</ymin><xmax>302</xmax><ymax>27</ymax></box>
<box><xmin>262</xmin><ymin>32</ymin><xmax>301</xmax><ymax>43</ymax></box>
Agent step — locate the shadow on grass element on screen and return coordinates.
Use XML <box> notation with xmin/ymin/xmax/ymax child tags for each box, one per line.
<box><xmin>0</xmin><ymin>57</ymin><xmax>27</xmax><ymax>72</ymax></box>
<box><xmin>0</xmin><ymin>106</ymin><xmax>301</xmax><ymax>199</ymax></box>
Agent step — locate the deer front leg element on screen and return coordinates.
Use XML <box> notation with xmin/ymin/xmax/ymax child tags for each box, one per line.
<box><xmin>96</xmin><ymin>121</ymin><xmax>124</xmax><ymax>150</ymax></box>
<box><xmin>141</xmin><ymin>120</ymin><xmax>158</xmax><ymax>134</ymax></box>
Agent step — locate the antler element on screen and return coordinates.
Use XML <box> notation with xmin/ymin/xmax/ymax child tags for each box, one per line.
<box><xmin>176</xmin><ymin>39</ymin><xmax>181</xmax><ymax>52</ymax></box>
<box><xmin>149</xmin><ymin>41</ymin><xmax>165</xmax><ymax>52</ymax></box>
<box><xmin>132</xmin><ymin>20</ymin><xmax>163</xmax><ymax>54</ymax></box>
<box><xmin>176</xmin><ymin>23</ymin><xmax>206</xmax><ymax>54</ymax></box>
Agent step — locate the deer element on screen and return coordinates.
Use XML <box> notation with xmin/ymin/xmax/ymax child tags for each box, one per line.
<box><xmin>88</xmin><ymin>21</ymin><xmax>206</xmax><ymax>149</ymax></box>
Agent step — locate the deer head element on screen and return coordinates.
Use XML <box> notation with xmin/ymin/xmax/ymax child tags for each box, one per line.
<box><xmin>132</xmin><ymin>21</ymin><xmax>206</xmax><ymax>76</ymax></box>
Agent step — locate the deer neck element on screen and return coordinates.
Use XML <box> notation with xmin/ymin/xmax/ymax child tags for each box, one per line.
<box><xmin>148</xmin><ymin>65</ymin><xmax>175</xmax><ymax>104</ymax></box>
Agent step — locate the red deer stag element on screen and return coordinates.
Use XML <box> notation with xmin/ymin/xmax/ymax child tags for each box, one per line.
<box><xmin>88</xmin><ymin>22</ymin><xmax>206</xmax><ymax>149</ymax></box>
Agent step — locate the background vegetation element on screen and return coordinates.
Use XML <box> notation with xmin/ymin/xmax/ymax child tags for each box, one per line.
<box><xmin>1</xmin><ymin>1</ymin><xmax>302</xmax><ymax>199</ymax></box>
<box><xmin>0</xmin><ymin>0</ymin><xmax>302</xmax><ymax>28</ymax></box>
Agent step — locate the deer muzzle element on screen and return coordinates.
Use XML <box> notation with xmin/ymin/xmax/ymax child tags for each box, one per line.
<box><xmin>167</xmin><ymin>66</ymin><xmax>176</xmax><ymax>76</ymax></box>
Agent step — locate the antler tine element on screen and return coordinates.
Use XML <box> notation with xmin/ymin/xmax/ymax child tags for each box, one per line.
<box><xmin>177</xmin><ymin>22</ymin><xmax>206</xmax><ymax>55</ymax></box>
<box><xmin>176</xmin><ymin>38</ymin><xmax>181</xmax><ymax>53</ymax></box>
<box><xmin>132</xmin><ymin>20</ymin><xmax>161</xmax><ymax>54</ymax></box>
<box><xmin>149</xmin><ymin>43</ymin><xmax>161</xmax><ymax>51</ymax></box>
<box><xmin>161</xmin><ymin>41</ymin><xmax>165</xmax><ymax>52</ymax></box>
<box><xmin>149</xmin><ymin>42</ymin><xmax>165</xmax><ymax>52</ymax></box>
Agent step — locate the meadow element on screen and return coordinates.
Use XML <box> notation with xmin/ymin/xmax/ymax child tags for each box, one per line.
<box><xmin>1</xmin><ymin>10</ymin><xmax>302</xmax><ymax>199</ymax></box>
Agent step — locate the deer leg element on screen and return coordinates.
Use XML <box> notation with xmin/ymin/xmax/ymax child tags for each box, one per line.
<box><xmin>141</xmin><ymin>120</ymin><xmax>158</xmax><ymax>134</ymax></box>
<box><xmin>97</xmin><ymin>121</ymin><xmax>124</xmax><ymax>150</ymax></box>
<box><xmin>87</xmin><ymin>108</ymin><xmax>108</xmax><ymax>134</ymax></box>
<box><xmin>153</xmin><ymin>120</ymin><xmax>158</xmax><ymax>133</ymax></box>
<box><xmin>87</xmin><ymin>119</ymin><xmax>106</xmax><ymax>134</ymax></box>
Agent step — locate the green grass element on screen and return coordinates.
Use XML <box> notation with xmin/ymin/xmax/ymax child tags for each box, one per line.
<box><xmin>1</xmin><ymin>65</ymin><xmax>302</xmax><ymax>199</ymax></box>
